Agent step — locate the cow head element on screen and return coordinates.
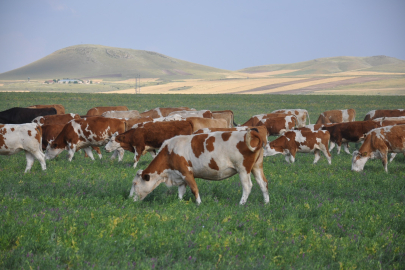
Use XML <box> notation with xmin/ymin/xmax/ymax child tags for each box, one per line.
<box><xmin>105</xmin><ymin>132</ymin><xmax>122</xmax><ymax>152</ymax></box>
<box><xmin>45</xmin><ymin>140</ymin><xmax>65</xmax><ymax>160</ymax></box>
<box><xmin>351</xmin><ymin>150</ymin><xmax>370</xmax><ymax>172</ymax></box>
<box><xmin>129</xmin><ymin>170</ymin><xmax>166</xmax><ymax>201</ymax></box>
<box><xmin>263</xmin><ymin>140</ymin><xmax>284</xmax><ymax>157</ymax></box>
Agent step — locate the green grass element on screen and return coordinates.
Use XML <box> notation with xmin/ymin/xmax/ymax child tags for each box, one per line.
<box><xmin>0</xmin><ymin>93</ymin><xmax>405</xmax><ymax>269</ymax></box>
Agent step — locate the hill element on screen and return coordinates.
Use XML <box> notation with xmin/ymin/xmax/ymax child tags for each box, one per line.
<box><xmin>0</xmin><ymin>44</ymin><xmax>235</xmax><ymax>80</ymax></box>
<box><xmin>239</xmin><ymin>55</ymin><xmax>405</xmax><ymax>75</ymax></box>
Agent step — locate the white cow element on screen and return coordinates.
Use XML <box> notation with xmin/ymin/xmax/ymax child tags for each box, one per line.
<box><xmin>0</xmin><ymin>123</ymin><xmax>46</xmax><ymax>172</ymax></box>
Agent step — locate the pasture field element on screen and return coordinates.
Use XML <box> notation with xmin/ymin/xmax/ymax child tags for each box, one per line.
<box><xmin>0</xmin><ymin>93</ymin><xmax>405</xmax><ymax>269</ymax></box>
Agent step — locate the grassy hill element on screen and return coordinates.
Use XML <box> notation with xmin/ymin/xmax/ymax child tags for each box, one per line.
<box><xmin>239</xmin><ymin>55</ymin><xmax>405</xmax><ymax>75</ymax></box>
<box><xmin>0</xmin><ymin>44</ymin><xmax>235</xmax><ymax>80</ymax></box>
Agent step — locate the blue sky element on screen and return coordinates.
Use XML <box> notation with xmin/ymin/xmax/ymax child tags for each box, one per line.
<box><xmin>0</xmin><ymin>0</ymin><xmax>404</xmax><ymax>73</ymax></box>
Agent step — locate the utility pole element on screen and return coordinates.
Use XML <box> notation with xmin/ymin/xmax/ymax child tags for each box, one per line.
<box><xmin>134</xmin><ymin>74</ymin><xmax>141</xmax><ymax>94</ymax></box>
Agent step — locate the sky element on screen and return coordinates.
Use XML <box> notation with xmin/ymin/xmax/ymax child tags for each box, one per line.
<box><xmin>0</xmin><ymin>0</ymin><xmax>404</xmax><ymax>73</ymax></box>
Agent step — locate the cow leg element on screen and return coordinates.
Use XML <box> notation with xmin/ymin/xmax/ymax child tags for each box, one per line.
<box><xmin>239</xmin><ymin>171</ymin><xmax>253</xmax><ymax>205</ymax></box>
<box><xmin>251</xmin><ymin>162</ymin><xmax>269</xmax><ymax>204</ymax></box>
<box><xmin>24</xmin><ymin>151</ymin><xmax>35</xmax><ymax>173</ymax></box>
<box><xmin>67</xmin><ymin>145</ymin><xmax>77</xmax><ymax>161</ymax></box>
<box><xmin>178</xmin><ymin>184</ymin><xmax>187</xmax><ymax>200</ymax></box>
<box><xmin>313</xmin><ymin>149</ymin><xmax>321</xmax><ymax>164</ymax></box>
<box><xmin>83</xmin><ymin>147</ymin><xmax>95</xmax><ymax>161</ymax></box>
<box><xmin>284</xmin><ymin>154</ymin><xmax>291</xmax><ymax>164</ymax></box>
<box><xmin>133</xmin><ymin>146</ymin><xmax>144</xmax><ymax>168</ymax></box>
<box><xmin>92</xmin><ymin>146</ymin><xmax>102</xmax><ymax>159</ymax></box>
<box><xmin>183</xmin><ymin>175</ymin><xmax>201</xmax><ymax>204</ymax></box>
<box><xmin>289</xmin><ymin>154</ymin><xmax>295</xmax><ymax>163</ymax></box>
<box><xmin>150</xmin><ymin>150</ymin><xmax>157</xmax><ymax>159</ymax></box>
<box><xmin>31</xmin><ymin>150</ymin><xmax>46</xmax><ymax>171</ymax></box>
<box><xmin>389</xmin><ymin>153</ymin><xmax>397</xmax><ymax>163</ymax></box>
<box><xmin>382</xmin><ymin>152</ymin><xmax>388</xmax><ymax>172</ymax></box>
<box><xmin>321</xmin><ymin>146</ymin><xmax>332</xmax><ymax>165</ymax></box>
<box><xmin>329</xmin><ymin>141</ymin><xmax>336</xmax><ymax>152</ymax></box>
<box><xmin>343</xmin><ymin>143</ymin><xmax>351</xmax><ymax>155</ymax></box>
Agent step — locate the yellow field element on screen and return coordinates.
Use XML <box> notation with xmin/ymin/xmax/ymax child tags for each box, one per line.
<box><xmin>314</xmin><ymin>88</ymin><xmax>405</xmax><ymax>95</ymax></box>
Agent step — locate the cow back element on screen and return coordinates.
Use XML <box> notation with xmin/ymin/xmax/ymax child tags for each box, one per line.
<box><xmin>86</xmin><ymin>106</ymin><xmax>129</xmax><ymax>116</ymax></box>
<box><xmin>0</xmin><ymin>107</ymin><xmax>57</xmax><ymax>124</ymax></box>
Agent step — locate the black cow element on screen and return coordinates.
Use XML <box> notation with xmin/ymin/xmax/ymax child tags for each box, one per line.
<box><xmin>0</xmin><ymin>107</ymin><xmax>57</xmax><ymax>124</ymax></box>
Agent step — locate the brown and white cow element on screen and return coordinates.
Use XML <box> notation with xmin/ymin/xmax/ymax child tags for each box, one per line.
<box><xmin>321</xmin><ymin>121</ymin><xmax>381</xmax><ymax>154</ymax></box>
<box><xmin>193</xmin><ymin>126</ymin><xmax>269</xmax><ymax>145</ymax></box>
<box><xmin>271</xmin><ymin>109</ymin><xmax>310</xmax><ymax>128</ymax></box>
<box><xmin>86</xmin><ymin>106</ymin><xmax>129</xmax><ymax>116</ymax></box>
<box><xmin>140</xmin><ymin>107</ymin><xmax>195</xmax><ymax>118</ymax></box>
<box><xmin>101</xmin><ymin>110</ymin><xmax>140</xmax><ymax>119</ymax></box>
<box><xmin>167</xmin><ymin>110</ymin><xmax>212</xmax><ymax>119</ymax></box>
<box><xmin>32</xmin><ymin>113</ymin><xmax>81</xmax><ymax>126</ymax></box>
<box><xmin>244</xmin><ymin>116</ymin><xmax>296</xmax><ymax>136</ymax></box>
<box><xmin>41</xmin><ymin>124</ymin><xmax>102</xmax><ymax>158</ymax></box>
<box><xmin>241</xmin><ymin>113</ymin><xmax>296</xmax><ymax>127</ymax></box>
<box><xmin>129</xmin><ymin>129</ymin><xmax>269</xmax><ymax>205</ymax></box>
<box><xmin>316</xmin><ymin>109</ymin><xmax>356</xmax><ymax>125</ymax></box>
<box><xmin>363</xmin><ymin>109</ymin><xmax>405</xmax><ymax>121</ymax></box>
<box><xmin>0</xmin><ymin>123</ymin><xmax>46</xmax><ymax>172</ymax></box>
<box><xmin>351</xmin><ymin>125</ymin><xmax>405</xmax><ymax>172</ymax></box>
<box><xmin>105</xmin><ymin>121</ymin><xmax>194</xmax><ymax>167</ymax></box>
<box><xmin>186</xmin><ymin>117</ymin><xmax>228</xmax><ymax>132</ymax></box>
<box><xmin>28</xmin><ymin>104</ymin><xmax>65</xmax><ymax>115</ymax></box>
<box><xmin>296</xmin><ymin>123</ymin><xmax>337</xmax><ymax>132</ymax></box>
<box><xmin>212</xmin><ymin>110</ymin><xmax>235</xmax><ymax>128</ymax></box>
<box><xmin>45</xmin><ymin>117</ymin><xmax>126</xmax><ymax>161</ymax></box>
<box><xmin>264</xmin><ymin>130</ymin><xmax>331</xmax><ymax>164</ymax></box>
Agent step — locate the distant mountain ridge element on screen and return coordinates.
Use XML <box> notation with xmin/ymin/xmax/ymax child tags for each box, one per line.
<box><xmin>0</xmin><ymin>44</ymin><xmax>234</xmax><ymax>80</ymax></box>
<box><xmin>239</xmin><ymin>55</ymin><xmax>405</xmax><ymax>75</ymax></box>
<box><xmin>0</xmin><ymin>44</ymin><xmax>404</xmax><ymax>80</ymax></box>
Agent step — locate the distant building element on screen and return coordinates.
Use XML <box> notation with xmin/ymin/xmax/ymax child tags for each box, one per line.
<box><xmin>58</xmin><ymin>79</ymin><xmax>83</xmax><ymax>84</ymax></box>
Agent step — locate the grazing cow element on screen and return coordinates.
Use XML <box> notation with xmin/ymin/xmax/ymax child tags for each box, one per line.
<box><xmin>168</xmin><ymin>110</ymin><xmax>212</xmax><ymax>119</ymax></box>
<box><xmin>129</xmin><ymin>129</ymin><xmax>269</xmax><ymax>205</ymax></box>
<box><xmin>264</xmin><ymin>130</ymin><xmax>331</xmax><ymax>164</ymax></box>
<box><xmin>0</xmin><ymin>123</ymin><xmax>46</xmax><ymax>172</ymax></box>
<box><xmin>321</xmin><ymin>121</ymin><xmax>381</xmax><ymax>154</ymax></box>
<box><xmin>101</xmin><ymin>110</ymin><xmax>140</xmax><ymax>119</ymax></box>
<box><xmin>186</xmin><ymin>117</ymin><xmax>228</xmax><ymax>132</ymax></box>
<box><xmin>296</xmin><ymin>123</ymin><xmax>337</xmax><ymax>132</ymax></box>
<box><xmin>212</xmin><ymin>110</ymin><xmax>235</xmax><ymax>128</ymax></box>
<box><xmin>243</xmin><ymin>116</ymin><xmax>296</xmax><ymax>136</ymax></box>
<box><xmin>32</xmin><ymin>113</ymin><xmax>81</xmax><ymax>126</ymax></box>
<box><xmin>27</xmin><ymin>104</ymin><xmax>65</xmax><ymax>115</ymax></box>
<box><xmin>129</xmin><ymin>114</ymin><xmax>185</xmax><ymax>129</ymax></box>
<box><xmin>271</xmin><ymin>109</ymin><xmax>310</xmax><ymax>128</ymax></box>
<box><xmin>86</xmin><ymin>106</ymin><xmax>129</xmax><ymax>116</ymax></box>
<box><xmin>316</xmin><ymin>109</ymin><xmax>356</xmax><ymax>125</ymax></box>
<box><xmin>105</xmin><ymin>121</ymin><xmax>193</xmax><ymax>167</ymax></box>
<box><xmin>140</xmin><ymin>107</ymin><xmax>195</xmax><ymax>118</ymax></box>
<box><xmin>241</xmin><ymin>113</ymin><xmax>296</xmax><ymax>127</ymax></box>
<box><xmin>41</xmin><ymin>124</ymin><xmax>102</xmax><ymax>158</ymax></box>
<box><xmin>45</xmin><ymin>117</ymin><xmax>126</xmax><ymax>161</ymax></box>
<box><xmin>352</xmin><ymin>125</ymin><xmax>405</xmax><ymax>172</ymax></box>
<box><xmin>193</xmin><ymin>126</ymin><xmax>269</xmax><ymax>145</ymax></box>
<box><xmin>0</xmin><ymin>107</ymin><xmax>57</xmax><ymax>124</ymax></box>
<box><xmin>363</xmin><ymin>109</ymin><xmax>405</xmax><ymax>121</ymax></box>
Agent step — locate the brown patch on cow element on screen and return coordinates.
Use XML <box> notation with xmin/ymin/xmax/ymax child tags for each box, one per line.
<box><xmin>35</xmin><ymin>126</ymin><xmax>42</xmax><ymax>144</ymax></box>
<box><xmin>208</xmin><ymin>158</ymin><xmax>219</xmax><ymax>171</ymax></box>
<box><xmin>221</xmin><ymin>132</ymin><xmax>232</xmax><ymax>141</ymax></box>
<box><xmin>191</xmin><ymin>134</ymin><xmax>208</xmax><ymax>158</ymax></box>
<box><xmin>236</xmin><ymin>131</ymin><xmax>262</xmax><ymax>173</ymax></box>
<box><xmin>11</xmin><ymin>128</ymin><xmax>14</xmax><ymax>132</ymax></box>
<box><xmin>202</xmin><ymin>111</ymin><xmax>212</xmax><ymax>118</ymax></box>
<box><xmin>188</xmin><ymin>160</ymin><xmax>193</xmax><ymax>168</ymax></box>
<box><xmin>206</xmin><ymin>136</ymin><xmax>215</xmax><ymax>152</ymax></box>
<box><xmin>28</xmin><ymin>130</ymin><xmax>32</xmax><ymax>136</ymax></box>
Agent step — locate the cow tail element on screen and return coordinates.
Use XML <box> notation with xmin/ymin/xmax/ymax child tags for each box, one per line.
<box><xmin>306</xmin><ymin>111</ymin><xmax>310</xmax><ymax>125</ymax></box>
<box><xmin>245</xmin><ymin>128</ymin><xmax>261</xmax><ymax>152</ymax></box>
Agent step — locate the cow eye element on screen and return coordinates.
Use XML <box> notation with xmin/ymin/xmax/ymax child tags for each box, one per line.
<box><xmin>143</xmin><ymin>174</ymin><xmax>150</xmax><ymax>181</ymax></box>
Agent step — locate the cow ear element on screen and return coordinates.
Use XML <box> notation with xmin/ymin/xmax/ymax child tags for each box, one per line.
<box><xmin>143</xmin><ymin>174</ymin><xmax>150</xmax><ymax>181</ymax></box>
<box><xmin>362</xmin><ymin>152</ymin><xmax>368</xmax><ymax>157</ymax></box>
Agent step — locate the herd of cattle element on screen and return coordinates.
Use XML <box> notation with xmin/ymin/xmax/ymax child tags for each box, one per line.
<box><xmin>1</xmin><ymin>104</ymin><xmax>405</xmax><ymax>204</ymax></box>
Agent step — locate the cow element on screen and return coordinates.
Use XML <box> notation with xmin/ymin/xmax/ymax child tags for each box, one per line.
<box><xmin>321</xmin><ymin>121</ymin><xmax>381</xmax><ymax>154</ymax></box>
<box><xmin>351</xmin><ymin>125</ymin><xmax>405</xmax><ymax>172</ymax></box>
<box><xmin>0</xmin><ymin>107</ymin><xmax>57</xmax><ymax>124</ymax></box>
<box><xmin>45</xmin><ymin>117</ymin><xmax>126</xmax><ymax>161</ymax></box>
<box><xmin>129</xmin><ymin>114</ymin><xmax>185</xmax><ymax>129</ymax></box>
<box><xmin>264</xmin><ymin>130</ymin><xmax>331</xmax><ymax>164</ymax></box>
<box><xmin>86</xmin><ymin>106</ymin><xmax>129</xmax><ymax>116</ymax></box>
<box><xmin>32</xmin><ymin>113</ymin><xmax>81</xmax><ymax>126</ymax></box>
<box><xmin>41</xmin><ymin>124</ymin><xmax>102</xmax><ymax>158</ymax></box>
<box><xmin>243</xmin><ymin>116</ymin><xmax>296</xmax><ymax>136</ymax></box>
<box><xmin>296</xmin><ymin>123</ymin><xmax>337</xmax><ymax>132</ymax></box>
<box><xmin>271</xmin><ymin>109</ymin><xmax>310</xmax><ymax>128</ymax></box>
<box><xmin>105</xmin><ymin>121</ymin><xmax>194</xmax><ymax>167</ymax></box>
<box><xmin>186</xmin><ymin>117</ymin><xmax>228</xmax><ymax>132</ymax></box>
<box><xmin>27</xmin><ymin>104</ymin><xmax>65</xmax><ymax>115</ymax></box>
<box><xmin>0</xmin><ymin>123</ymin><xmax>46</xmax><ymax>172</ymax></box>
<box><xmin>316</xmin><ymin>109</ymin><xmax>356</xmax><ymax>125</ymax></box>
<box><xmin>212</xmin><ymin>110</ymin><xmax>235</xmax><ymax>128</ymax></box>
<box><xmin>193</xmin><ymin>126</ymin><xmax>269</xmax><ymax>145</ymax></box>
<box><xmin>140</xmin><ymin>107</ymin><xmax>195</xmax><ymax>118</ymax></box>
<box><xmin>241</xmin><ymin>113</ymin><xmax>296</xmax><ymax>127</ymax></box>
<box><xmin>129</xmin><ymin>129</ymin><xmax>269</xmax><ymax>205</ymax></box>
<box><xmin>168</xmin><ymin>110</ymin><xmax>212</xmax><ymax>119</ymax></box>
<box><xmin>363</xmin><ymin>109</ymin><xmax>405</xmax><ymax>121</ymax></box>
<box><xmin>101</xmin><ymin>110</ymin><xmax>140</xmax><ymax>119</ymax></box>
